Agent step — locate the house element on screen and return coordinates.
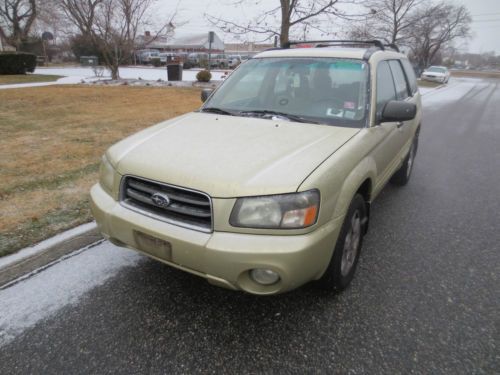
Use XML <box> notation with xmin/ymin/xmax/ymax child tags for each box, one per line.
<box><xmin>135</xmin><ymin>32</ymin><xmax>225</xmax><ymax>53</ymax></box>
<box><xmin>166</xmin><ymin>33</ymin><xmax>224</xmax><ymax>53</ymax></box>
<box><xmin>135</xmin><ymin>31</ymin><xmax>171</xmax><ymax>50</ymax></box>
<box><xmin>225</xmin><ymin>42</ymin><xmax>274</xmax><ymax>56</ymax></box>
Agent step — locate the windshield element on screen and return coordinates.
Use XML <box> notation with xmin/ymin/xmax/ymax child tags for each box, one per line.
<box><xmin>427</xmin><ymin>67</ymin><xmax>446</xmax><ymax>73</ymax></box>
<box><xmin>203</xmin><ymin>57</ymin><xmax>369</xmax><ymax>127</ymax></box>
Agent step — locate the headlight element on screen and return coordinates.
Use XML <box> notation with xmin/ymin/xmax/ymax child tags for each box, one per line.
<box><xmin>99</xmin><ymin>154</ymin><xmax>116</xmax><ymax>194</ymax></box>
<box><xmin>230</xmin><ymin>190</ymin><xmax>319</xmax><ymax>229</ymax></box>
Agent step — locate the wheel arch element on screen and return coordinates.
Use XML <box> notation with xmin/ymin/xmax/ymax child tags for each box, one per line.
<box><xmin>331</xmin><ymin>157</ymin><xmax>376</xmax><ymax>223</ymax></box>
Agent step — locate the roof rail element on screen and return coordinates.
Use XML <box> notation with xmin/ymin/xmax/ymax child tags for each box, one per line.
<box><xmin>384</xmin><ymin>43</ymin><xmax>400</xmax><ymax>52</ymax></box>
<box><xmin>282</xmin><ymin>39</ymin><xmax>385</xmax><ymax>50</ymax></box>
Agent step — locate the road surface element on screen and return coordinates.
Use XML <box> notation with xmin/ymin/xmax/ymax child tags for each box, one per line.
<box><xmin>0</xmin><ymin>77</ymin><xmax>499</xmax><ymax>374</ymax></box>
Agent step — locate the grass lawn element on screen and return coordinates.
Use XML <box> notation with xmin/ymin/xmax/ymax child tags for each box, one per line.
<box><xmin>0</xmin><ymin>74</ymin><xmax>64</xmax><ymax>85</ymax></box>
<box><xmin>450</xmin><ymin>70</ymin><xmax>500</xmax><ymax>79</ymax></box>
<box><xmin>0</xmin><ymin>85</ymin><xmax>201</xmax><ymax>257</ymax></box>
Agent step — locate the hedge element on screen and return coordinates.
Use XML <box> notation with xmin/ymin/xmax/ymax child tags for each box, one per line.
<box><xmin>0</xmin><ymin>52</ymin><xmax>37</xmax><ymax>75</ymax></box>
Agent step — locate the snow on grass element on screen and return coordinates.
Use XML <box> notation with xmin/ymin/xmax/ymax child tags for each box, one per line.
<box><xmin>35</xmin><ymin>66</ymin><xmax>227</xmax><ymax>82</ymax></box>
<box><xmin>0</xmin><ymin>242</ymin><xmax>142</xmax><ymax>347</ymax></box>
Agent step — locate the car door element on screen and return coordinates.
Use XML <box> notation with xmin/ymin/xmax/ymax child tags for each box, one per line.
<box><xmin>388</xmin><ymin>59</ymin><xmax>415</xmax><ymax>161</ymax></box>
<box><xmin>370</xmin><ymin>60</ymin><xmax>404</xmax><ymax>192</ymax></box>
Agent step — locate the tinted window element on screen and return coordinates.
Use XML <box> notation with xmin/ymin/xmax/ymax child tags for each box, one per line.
<box><xmin>376</xmin><ymin>61</ymin><xmax>397</xmax><ymax>119</ymax></box>
<box><xmin>389</xmin><ymin>60</ymin><xmax>410</xmax><ymax>100</ymax></box>
<box><xmin>401</xmin><ymin>59</ymin><xmax>418</xmax><ymax>94</ymax></box>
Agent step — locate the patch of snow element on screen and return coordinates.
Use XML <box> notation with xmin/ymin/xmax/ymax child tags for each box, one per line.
<box><xmin>35</xmin><ymin>66</ymin><xmax>227</xmax><ymax>82</ymax></box>
<box><xmin>0</xmin><ymin>242</ymin><xmax>142</xmax><ymax>347</ymax></box>
<box><xmin>0</xmin><ymin>222</ymin><xmax>97</xmax><ymax>269</ymax></box>
<box><xmin>418</xmin><ymin>86</ymin><xmax>436</xmax><ymax>95</ymax></box>
<box><xmin>422</xmin><ymin>78</ymin><xmax>486</xmax><ymax>108</ymax></box>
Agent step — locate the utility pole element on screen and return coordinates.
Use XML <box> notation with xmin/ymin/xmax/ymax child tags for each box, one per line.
<box><xmin>208</xmin><ymin>31</ymin><xmax>214</xmax><ymax>72</ymax></box>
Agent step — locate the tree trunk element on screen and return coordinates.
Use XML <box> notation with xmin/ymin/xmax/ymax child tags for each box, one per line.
<box><xmin>280</xmin><ymin>0</ymin><xmax>290</xmax><ymax>46</ymax></box>
<box><xmin>110</xmin><ymin>64</ymin><xmax>120</xmax><ymax>80</ymax></box>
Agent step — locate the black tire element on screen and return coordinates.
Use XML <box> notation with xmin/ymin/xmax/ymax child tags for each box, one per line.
<box><xmin>390</xmin><ymin>134</ymin><xmax>418</xmax><ymax>186</ymax></box>
<box><xmin>317</xmin><ymin>194</ymin><xmax>367</xmax><ymax>291</ymax></box>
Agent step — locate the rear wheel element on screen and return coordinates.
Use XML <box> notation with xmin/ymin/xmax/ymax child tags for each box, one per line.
<box><xmin>317</xmin><ymin>194</ymin><xmax>367</xmax><ymax>291</ymax></box>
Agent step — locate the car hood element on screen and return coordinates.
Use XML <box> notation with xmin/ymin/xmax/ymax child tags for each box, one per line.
<box><xmin>107</xmin><ymin>112</ymin><xmax>360</xmax><ymax>197</ymax></box>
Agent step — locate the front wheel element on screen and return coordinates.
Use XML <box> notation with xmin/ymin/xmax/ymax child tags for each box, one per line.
<box><xmin>317</xmin><ymin>194</ymin><xmax>367</xmax><ymax>291</ymax></box>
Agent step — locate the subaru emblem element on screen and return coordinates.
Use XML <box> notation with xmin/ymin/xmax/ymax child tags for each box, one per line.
<box><xmin>151</xmin><ymin>193</ymin><xmax>171</xmax><ymax>208</ymax></box>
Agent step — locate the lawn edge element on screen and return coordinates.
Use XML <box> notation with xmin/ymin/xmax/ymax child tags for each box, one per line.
<box><xmin>0</xmin><ymin>222</ymin><xmax>102</xmax><ymax>288</ymax></box>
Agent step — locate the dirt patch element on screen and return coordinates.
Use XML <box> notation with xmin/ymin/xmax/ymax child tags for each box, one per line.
<box><xmin>450</xmin><ymin>70</ymin><xmax>500</xmax><ymax>79</ymax></box>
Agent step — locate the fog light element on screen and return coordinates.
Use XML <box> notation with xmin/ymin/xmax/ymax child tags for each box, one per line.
<box><xmin>250</xmin><ymin>268</ymin><xmax>280</xmax><ymax>286</ymax></box>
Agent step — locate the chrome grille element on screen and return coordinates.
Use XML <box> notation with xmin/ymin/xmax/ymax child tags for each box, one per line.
<box><xmin>120</xmin><ymin>176</ymin><xmax>212</xmax><ymax>232</ymax></box>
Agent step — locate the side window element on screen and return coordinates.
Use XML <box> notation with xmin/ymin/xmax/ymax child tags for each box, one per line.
<box><xmin>401</xmin><ymin>59</ymin><xmax>418</xmax><ymax>94</ymax></box>
<box><xmin>388</xmin><ymin>60</ymin><xmax>410</xmax><ymax>100</ymax></box>
<box><xmin>376</xmin><ymin>61</ymin><xmax>397</xmax><ymax>119</ymax></box>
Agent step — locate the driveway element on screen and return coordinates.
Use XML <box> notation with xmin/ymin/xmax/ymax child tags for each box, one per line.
<box><xmin>0</xmin><ymin>78</ymin><xmax>498</xmax><ymax>374</ymax></box>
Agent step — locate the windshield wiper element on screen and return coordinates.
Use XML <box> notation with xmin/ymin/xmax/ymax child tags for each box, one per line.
<box><xmin>201</xmin><ymin>107</ymin><xmax>237</xmax><ymax>116</ymax></box>
<box><xmin>239</xmin><ymin>110</ymin><xmax>320</xmax><ymax>124</ymax></box>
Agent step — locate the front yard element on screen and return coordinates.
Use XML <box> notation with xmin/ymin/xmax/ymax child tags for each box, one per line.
<box><xmin>0</xmin><ymin>85</ymin><xmax>201</xmax><ymax>256</ymax></box>
<box><xmin>0</xmin><ymin>74</ymin><xmax>64</xmax><ymax>85</ymax></box>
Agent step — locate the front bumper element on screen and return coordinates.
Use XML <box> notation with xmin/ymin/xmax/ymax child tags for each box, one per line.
<box><xmin>90</xmin><ymin>183</ymin><xmax>342</xmax><ymax>295</ymax></box>
<box><xmin>421</xmin><ymin>75</ymin><xmax>446</xmax><ymax>83</ymax></box>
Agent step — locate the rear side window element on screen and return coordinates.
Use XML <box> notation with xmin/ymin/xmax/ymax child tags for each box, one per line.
<box><xmin>401</xmin><ymin>59</ymin><xmax>418</xmax><ymax>94</ymax></box>
<box><xmin>376</xmin><ymin>61</ymin><xmax>397</xmax><ymax>119</ymax></box>
<box><xmin>388</xmin><ymin>60</ymin><xmax>410</xmax><ymax>100</ymax></box>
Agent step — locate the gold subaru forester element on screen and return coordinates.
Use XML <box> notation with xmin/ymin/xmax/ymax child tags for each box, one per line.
<box><xmin>91</xmin><ymin>40</ymin><xmax>422</xmax><ymax>295</ymax></box>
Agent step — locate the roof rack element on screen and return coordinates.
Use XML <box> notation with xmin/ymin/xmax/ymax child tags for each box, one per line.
<box><xmin>384</xmin><ymin>43</ymin><xmax>400</xmax><ymax>52</ymax></box>
<box><xmin>282</xmin><ymin>39</ymin><xmax>386</xmax><ymax>50</ymax></box>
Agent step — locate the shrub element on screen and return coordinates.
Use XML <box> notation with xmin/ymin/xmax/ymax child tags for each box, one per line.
<box><xmin>0</xmin><ymin>52</ymin><xmax>37</xmax><ymax>74</ymax></box>
<box><xmin>183</xmin><ymin>61</ymin><xmax>192</xmax><ymax>69</ymax></box>
<box><xmin>196</xmin><ymin>69</ymin><xmax>212</xmax><ymax>82</ymax></box>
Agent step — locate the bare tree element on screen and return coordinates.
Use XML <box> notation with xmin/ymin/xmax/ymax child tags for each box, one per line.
<box><xmin>59</xmin><ymin>0</ymin><xmax>103</xmax><ymax>36</ymax></box>
<box><xmin>0</xmin><ymin>0</ymin><xmax>38</xmax><ymax>49</ymax></box>
<box><xmin>207</xmin><ymin>0</ymin><xmax>352</xmax><ymax>47</ymax></box>
<box><xmin>58</xmin><ymin>0</ymin><xmax>176</xmax><ymax>79</ymax></box>
<box><xmin>408</xmin><ymin>2</ymin><xmax>471</xmax><ymax>69</ymax></box>
<box><xmin>348</xmin><ymin>0</ymin><xmax>424</xmax><ymax>44</ymax></box>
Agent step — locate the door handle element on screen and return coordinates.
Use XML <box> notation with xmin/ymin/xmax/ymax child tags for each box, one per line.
<box><xmin>396</xmin><ymin>121</ymin><xmax>404</xmax><ymax>128</ymax></box>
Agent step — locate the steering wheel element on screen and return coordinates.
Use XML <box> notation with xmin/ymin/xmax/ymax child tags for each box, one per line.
<box><xmin>274</xmin><ymin>94</ymin><xmax>293</xmax><ymax>107</ymax></box>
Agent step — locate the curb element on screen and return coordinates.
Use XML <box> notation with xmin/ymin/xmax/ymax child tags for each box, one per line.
<box><xmin>0</xmin><ymin>223</ymin><xmax>102</xmax><ymax>288</ymax></box>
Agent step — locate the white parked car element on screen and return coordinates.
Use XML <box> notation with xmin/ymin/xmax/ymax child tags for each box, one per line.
<box><xmin>227</xmin><ymin>55</ymin><xmax>242</xmax><ymax>68</ymax></box>
<box><xmin>421</xmin><ymin>66</ymin><xmax>450</xmax><ymax>84</ymax></box>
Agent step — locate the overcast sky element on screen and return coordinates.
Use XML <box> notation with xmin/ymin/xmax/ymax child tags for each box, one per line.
<box><xmin>156</xmin><ymin>0</ymin><xmax>500</xmax><ymax>54</ymax></box>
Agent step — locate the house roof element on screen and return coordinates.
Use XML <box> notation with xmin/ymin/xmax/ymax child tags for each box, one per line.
<box><xmin>135</xmin><ymin>32</ymin><xmax>225</xmax><ymax>51</ymax></box>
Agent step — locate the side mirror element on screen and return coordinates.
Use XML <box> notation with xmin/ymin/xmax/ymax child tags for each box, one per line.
<box><xmin>381</xmin><ymin>100</ymin><xmax>417</xmax><ymax>122</ymax></box>
<box><xmin>201</xmin><ymin>88</ymin><xmax>213</xmax><ymax>102</ymax></box>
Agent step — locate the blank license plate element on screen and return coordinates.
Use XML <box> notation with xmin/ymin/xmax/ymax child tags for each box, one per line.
<box><xmin>133</xmin><ymin>230</ymin><xmax>172</xmax><ymax>260</ymax></box>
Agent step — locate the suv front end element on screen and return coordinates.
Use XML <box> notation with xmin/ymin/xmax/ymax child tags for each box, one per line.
<box><xmin>91</xmin><ymin>165</ymin><xmax>343</xmax><ymax>294</ymax></box>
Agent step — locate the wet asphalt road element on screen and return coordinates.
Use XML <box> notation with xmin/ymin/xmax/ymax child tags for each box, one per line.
<box><xmin>1</xmin><ymin>78</ymin><xmax>499</xmax><ymax>374</ymax></box>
